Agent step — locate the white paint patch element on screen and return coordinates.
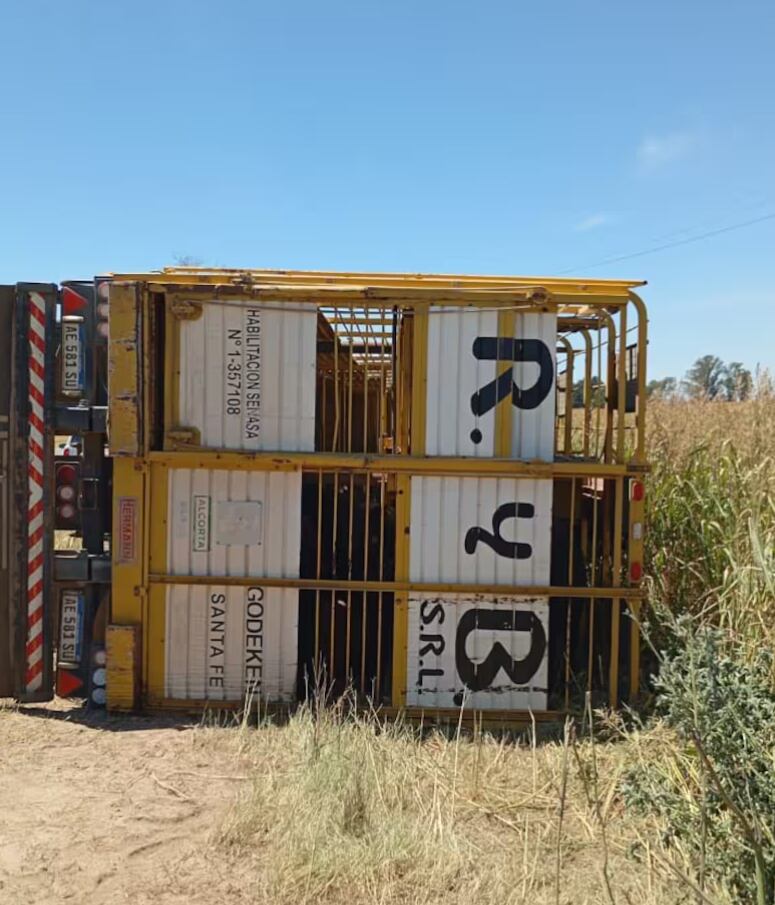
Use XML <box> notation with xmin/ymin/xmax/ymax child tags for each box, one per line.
<box><xmin>164</xmin><ymin>467</ymin><xmax>301</xmax><ymax>703</ymax></box>
<box><xmin>424</xmin><ymin>308</ymin><xmax>557</xmax><ymax>461</ymax></box>
<box><xmin>177</xmin><ymin>301</ymin><xmax>317</xmax><ymax>451</ymax></box>
<box><xmin>164</xmin><ymin>584</ymin><xmax>297</xmax><ymax>702</ymax></box>
<box><xmin>406</xmin><ymin>594</ymin><xmax>549</xmax><ymax>710</ymax></box>
<box><xmin>410</xmin><ymin>477</ymin><xmax>552</xmax><ymax>587</ymax></box>
<box><xmin>167</xmin><ymin>469</ymin><xmax>301</xmax><ymax>579</ymax></box>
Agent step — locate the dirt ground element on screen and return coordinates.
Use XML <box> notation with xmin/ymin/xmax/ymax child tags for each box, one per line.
<box><xmin>0</xmin><ymin>699</ymin><xmax>253</xmax><ymax>905</ymax></box>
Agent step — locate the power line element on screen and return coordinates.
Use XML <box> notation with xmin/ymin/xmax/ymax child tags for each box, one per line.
<box><xmin>640</xmin><ymin>196</ymin><xmax>772</xmax><ymax>245</ymax></box>
<box><xmin>559</xmin><ymin>211</ymin><xmax>775</xmax><ymax>275</ymax></box>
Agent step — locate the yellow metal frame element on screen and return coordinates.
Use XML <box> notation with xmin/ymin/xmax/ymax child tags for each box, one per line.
<box><xmin>495</xmin><ymin>309</ymin><xmax>516</xmax><ymax>457</ymax></box>
<box><xmin>162</xmin><ymin>295</ymin><xmax>181</xmax><ymax>448</ymax></box>
<box><xmin>556</xmin><ymin>336</ymin><xmax>575</xmax><ymax>455</ymax></box>
<box><xmin>144</xmin><ymin>449</ymin><xmax>646</xmax><ymax>477</ymax></box>
<box><xmin>106</xmin><ymin>268</ymin><xmax>650</xmax><ymax>720</ymax></box>
<box><xmin>108</xmin><ymin>283</ymin><xmax>143</xmax><ymax>456</ymax></box>
<box><xmin>627</xmin><ymin>477</ymin><xmax>646</xmax><ymax>701</ymax></box>
<box><xmin>116</xmin><ymin>265</ymin><xmax>645</xmax><ymax>300</ymax></box>
<box><xmin>146</xmin><ymin>463</ymin><xmax>169</xmax><ymax>704</ymax></box>
<box><xmin>108</xmin><ymin>458</ymin><xmax>146</xmax><ymax>710</ymax></box>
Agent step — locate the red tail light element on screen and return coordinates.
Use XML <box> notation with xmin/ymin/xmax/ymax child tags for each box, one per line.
<box><xmin>55</xmin><ymin>462</ymin><xmax>79</xmax><ymax>528</ymax></box>
<box><xmin>56</xmin><ymin>463</ymin><xmax>76</xmax><ymax>485</ymax></box>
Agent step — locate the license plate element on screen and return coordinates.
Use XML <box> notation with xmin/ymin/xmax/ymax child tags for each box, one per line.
<box><xmin>61</xmin><ymin>319</ymin><xmax>84</xmax><ymax>396</ymax></box>
<box><xmin>59</xmin><ymin>591</ymin><xmax>84</xmax><ymax>664</ymax></box>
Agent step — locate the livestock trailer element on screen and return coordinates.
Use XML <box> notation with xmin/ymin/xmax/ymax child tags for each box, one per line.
<box><xmin>0</xmin><ymin>269</ymin><xmax>648</xmax><ymax>724</ymax></box>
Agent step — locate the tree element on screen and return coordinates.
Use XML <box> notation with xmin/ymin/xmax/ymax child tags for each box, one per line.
<box><xmin>723</xmin><ymin>362</ymin><xmax>753</xmax><ymax>401</ymax></box>
<box><xmin>647</xmin><ymin>376</ymin><xmax>678</xmax><ymax>399</ymax></box>
<box><xmin>171</xmin><ymin>254</ymin><xmax>205</xmax><ymax>267</ymax></box>
<box><xmin>683</xmin><ymin>355</ymin><xmax>726</xmax><ymax>399</ymax></box>
<box><xmin>571</xmin><ymin>377</ymin><xmax>605</xmax><ymax>408</ymax></box>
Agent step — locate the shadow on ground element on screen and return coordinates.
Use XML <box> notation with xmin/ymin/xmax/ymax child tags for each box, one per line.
<box><xmin>3</xmin><ymin>698</ymin><xmax>230</xmax><ymax>733</ymax></box>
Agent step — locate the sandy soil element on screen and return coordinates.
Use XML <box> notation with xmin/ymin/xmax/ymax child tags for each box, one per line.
<box><xmin>0</xmin><ymin>700</ymin><xmax>252</xmax><ymax>905</ymax></box>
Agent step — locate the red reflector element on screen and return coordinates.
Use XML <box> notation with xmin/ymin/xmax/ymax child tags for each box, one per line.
<box><xmin>631</xmin><ymin>481</ymin><xmax>645</xmax><ymax>502</ymax></box>
<box><xmin>57</xmin><ymin>668</ymin><xmax>83</xmax><ymax>697</ymax></box>
<box><xmin>56</xmin><ymin>464</ymin><xmax>77</xmax><ymax>485</ymax></box>
<box><xmin>61</xmin><ymin>286</ymin><xmax>88</xmax><ymax>316</ymax></box>
<box><xmin>630</xmin><ymin>562</ymin><xmax>643</xmax><ymax>582</ymax></box>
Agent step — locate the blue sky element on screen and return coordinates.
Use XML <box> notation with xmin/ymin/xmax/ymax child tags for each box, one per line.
<box><xmin>1</xmin><ymin>1</ymin><xmax>773</xmax><ymax>379</ymax></box>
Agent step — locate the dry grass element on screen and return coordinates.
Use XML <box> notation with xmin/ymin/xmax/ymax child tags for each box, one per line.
<box><xmin>647</xmin><ymin>394</ymin><xmax>775</xmax><ymax>467</ymax></box>
<box><xmin>216</xmin><ymin>702</ymin><xmax>730</xmax><ymax>905</ymax></box>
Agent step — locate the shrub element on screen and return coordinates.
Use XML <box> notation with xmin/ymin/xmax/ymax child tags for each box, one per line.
<box><xmin>623</xmin><ymin>620</ymin><xmax>775</xmax><ymax>904</ymax></box>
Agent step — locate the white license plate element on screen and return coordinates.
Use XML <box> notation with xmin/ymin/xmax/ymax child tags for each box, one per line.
<box><xmin>59</xmin><ymin>591</ymin><xmax>84</xmax><ymax>664</ymax></box>
<box><xmin>61</xmin><ymin>319</ymin><xmax>84</xmax><ymax>396</ymax></box>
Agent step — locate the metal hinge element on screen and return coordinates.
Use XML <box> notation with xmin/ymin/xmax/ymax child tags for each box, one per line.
<box><xmin>167</xmin><ymin>426</ymin><xmax>201</xmax><ymax>446</ymax></box>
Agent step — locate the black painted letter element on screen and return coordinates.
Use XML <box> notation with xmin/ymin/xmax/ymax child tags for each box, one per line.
<box><xmin>455</xmin><ymin>608</ymin><xmax>546</xmax><ymax>694</ymax></box>
<box><xmin>469</xmin><ymin>337</ymin><xmax>554</xmax><ymax>443</ymax></box>
<box><xmin>464</xmin><ymin>502</ymin><xmax>535</xmax><ymax>559</ymax></box>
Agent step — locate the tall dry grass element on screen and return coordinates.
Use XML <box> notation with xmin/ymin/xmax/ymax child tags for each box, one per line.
<box><xmin>218</xmin><ymin>700</ymin><xmax>726</xmax><ymax>905</ymax></box>
<box><xmin>645</xmin><ymin>392</ymin><xmax>775</xmax><ymax>667</ymax></box>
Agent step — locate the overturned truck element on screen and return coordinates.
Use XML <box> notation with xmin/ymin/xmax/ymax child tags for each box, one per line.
<box><xmin>0</xmin><ymin>269</ymin><xmax>648</xmax><ymax>724</ymax></box>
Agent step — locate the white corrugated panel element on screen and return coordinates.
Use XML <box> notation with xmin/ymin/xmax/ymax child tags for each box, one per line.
<box><xmin>165</xmin><ymin>585</ymin><xmax>297</xmax><ymax>702</ymax></box>
<box><xmin>177</xmin><ymin>302</ymin><xmax>317</xmax><ymax>451</ymax></box>
<box><xmin>410</xmin><ymin>477</ymin><xmax>552</xmax><ymax>586</ymax></box>
<box><xmin>167</xmin><ymin>469</ymin><xmax>301</xmax><ymax>578</ymax></box>
<box><xmin>406</xmin><ymin>594</ymin><xmax>549</xmax><ymax>710</ymax></box>
<box><xmin>164</xmin><ymin>467</ymin><xmax>300</xmax><ymax>701</ymax></box>
<box><xmin>424</xmin><ymin>308</ymin><xmax>557</xmax><ymax>461</ymax></box>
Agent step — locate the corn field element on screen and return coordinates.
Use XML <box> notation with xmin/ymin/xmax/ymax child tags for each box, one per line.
<box><xmin>646</xmin><ymin>392</ymin><xmax>775</xmax><ymax>666</ymax></box>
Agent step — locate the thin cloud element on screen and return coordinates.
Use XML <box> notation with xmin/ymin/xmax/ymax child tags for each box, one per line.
<box><xmin>637</xmin><ymin>131</ymin><xmax>695</xmax><ymax>169</ymax></box>
<box><xmin>574</xmin><ymin>213</ymin><xmax>610</xmax><ymax>232</ymax></box>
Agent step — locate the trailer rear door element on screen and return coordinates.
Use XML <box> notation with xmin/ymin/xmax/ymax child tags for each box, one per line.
<box><xmin>0</xmin><ymin>284</ymin><xmax>56</xmax><ymax>701</ymax></box>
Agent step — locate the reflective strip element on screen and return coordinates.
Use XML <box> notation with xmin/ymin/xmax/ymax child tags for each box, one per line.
<box><xmin>26</xmin><ymin>292</ymin><xmax>46</xmax><ymax>693</ymax></box>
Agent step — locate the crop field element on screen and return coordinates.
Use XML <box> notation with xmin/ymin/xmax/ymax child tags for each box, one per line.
<box><xmin>2</xmin><ymin>390</ymin><xmax>773</xmax><ymax>905</ymax></box>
